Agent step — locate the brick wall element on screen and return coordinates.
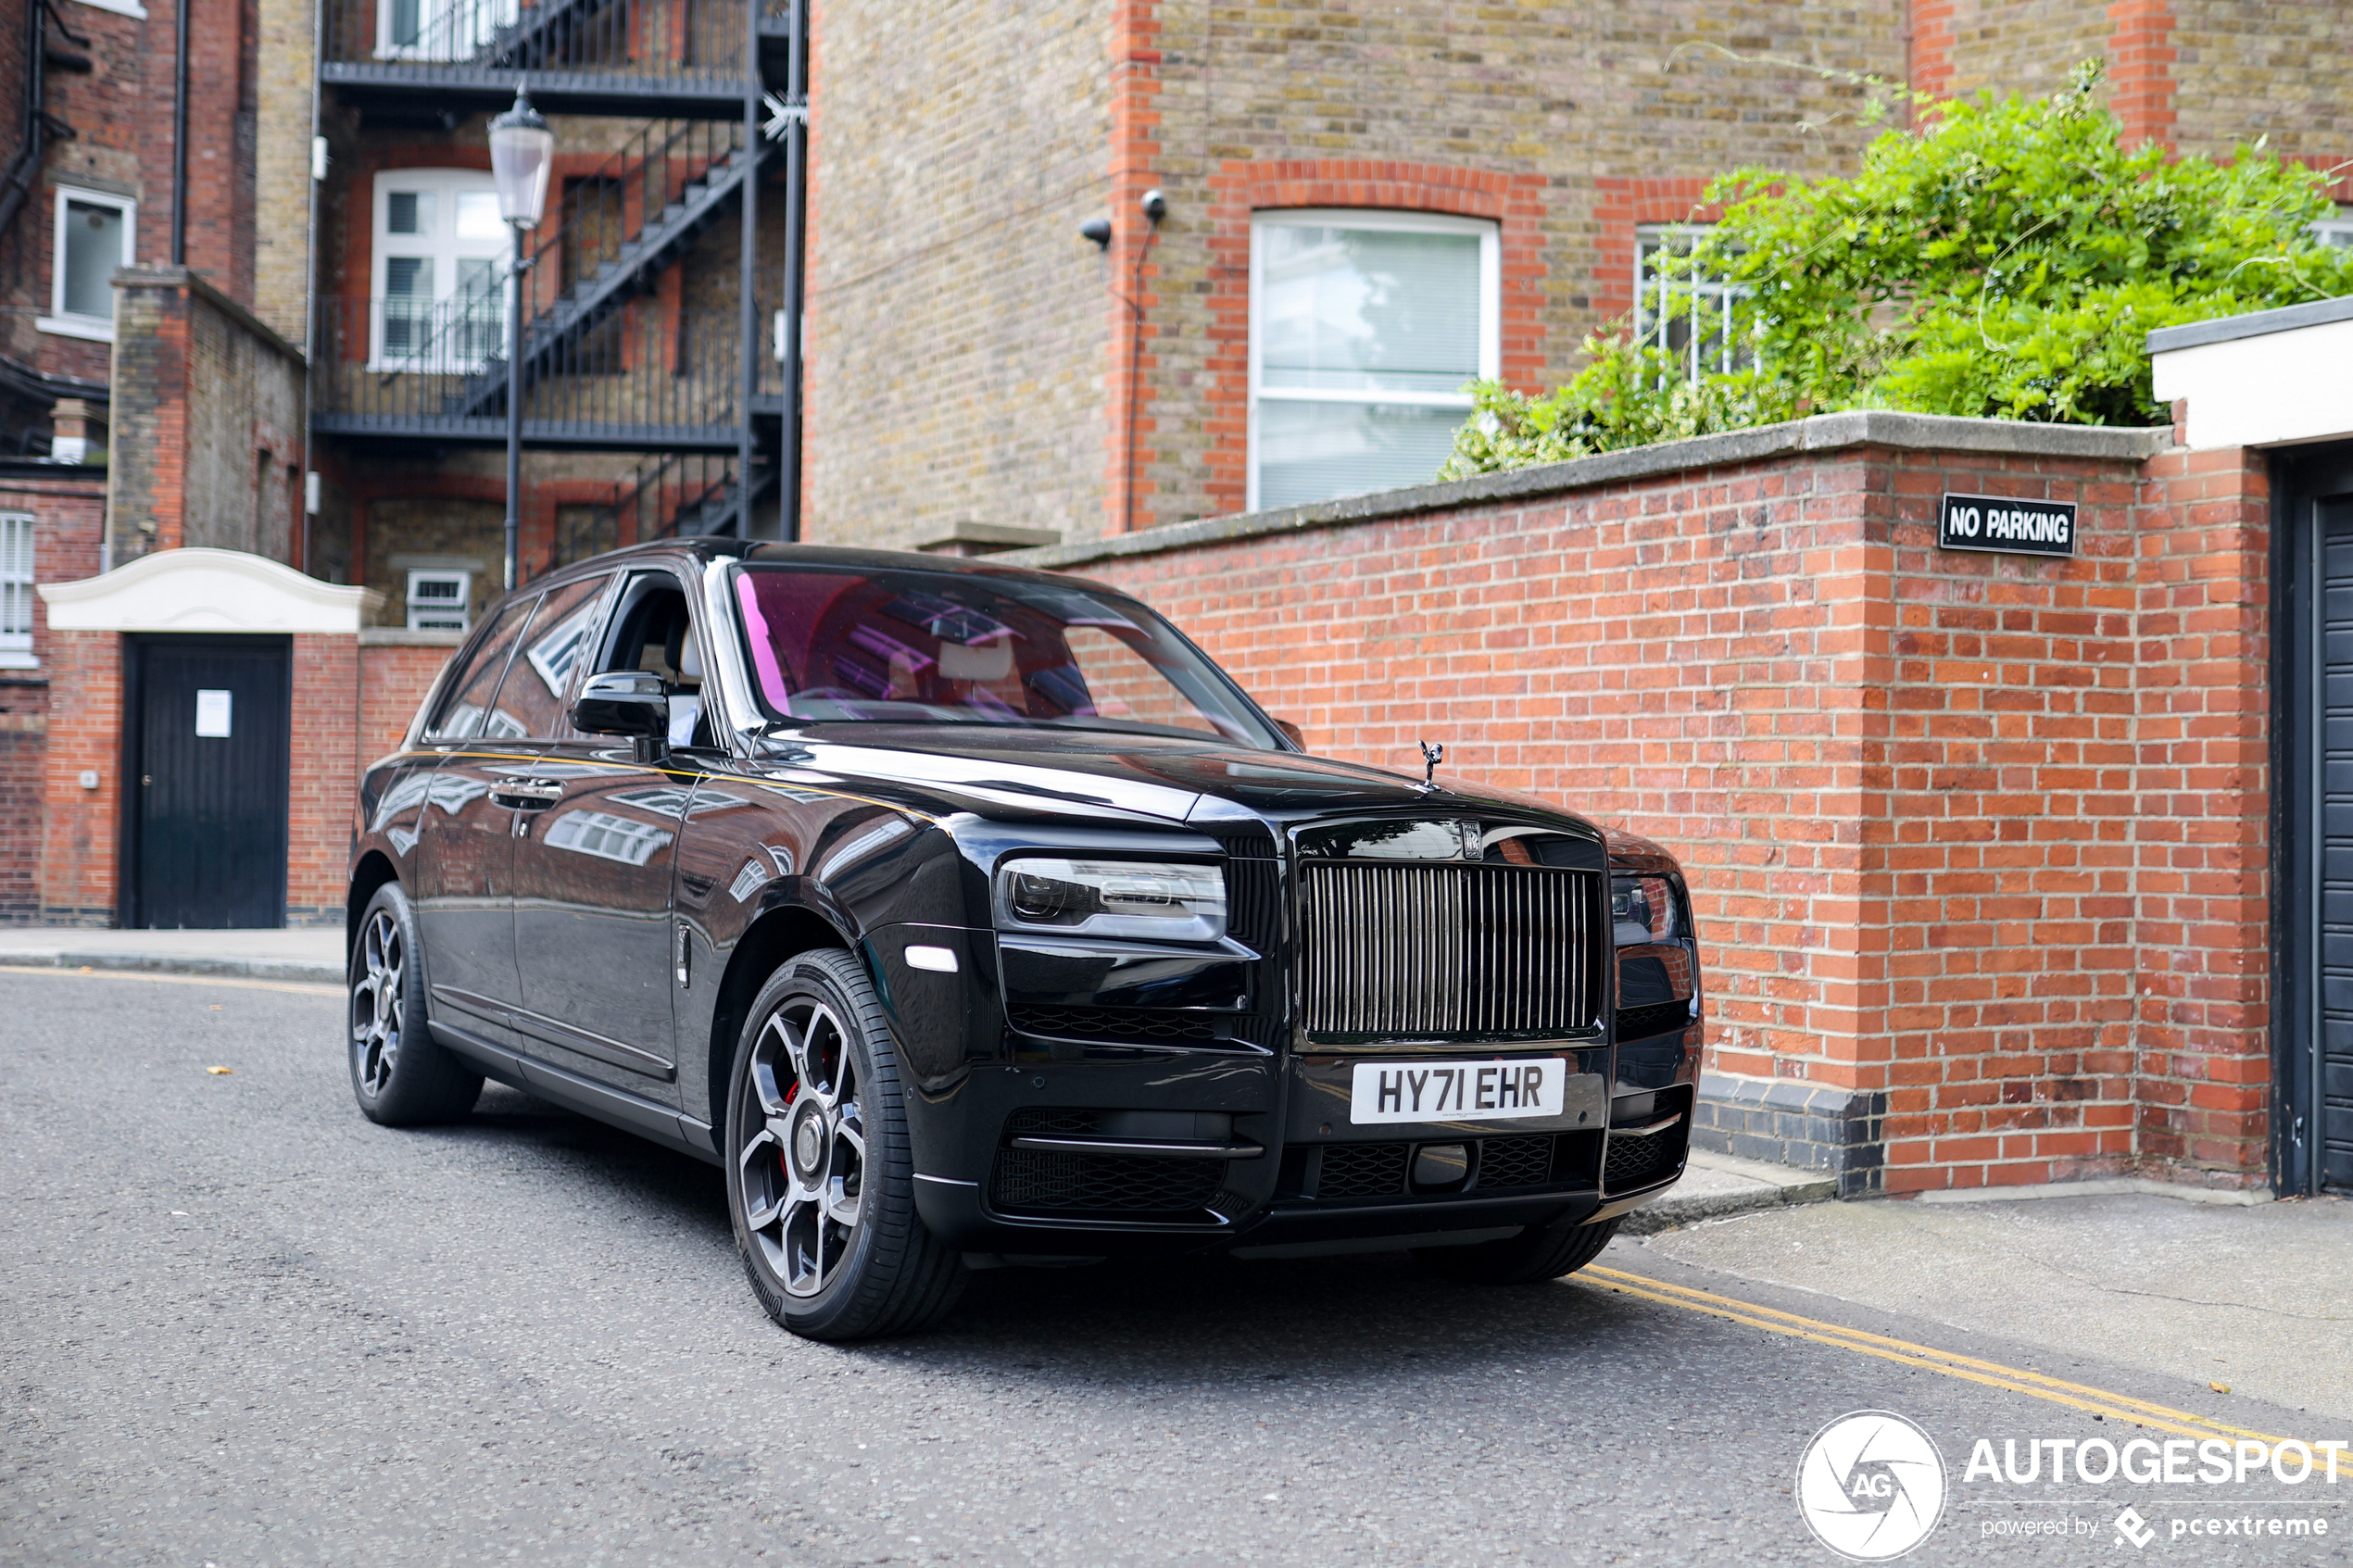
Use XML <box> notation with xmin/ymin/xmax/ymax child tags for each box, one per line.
<box><xmin>1002</xmin><ymin>411</ymin><xmax>2273</xmax><ymax>1195</ymax></box>
<box><xmin>107</xmin><ymin>268</ymin><xmax>306</xmax><ymax>567</ymax></box>
<box><xmin>37</xmin><ymin>629</ymin><xmax>122</xmax><ymax>924</ymax></box>
<box><xmin>0</xmin><ymin>474</ymin><xmax>106</xmax><ymax>922</ymax></box>
<box><xmin>801</xmin><ymin>0</ymin><xmax>1115</xmax><ymax>553</ymax></box>
<box><xmin>359</xmin><ymin>634</ymin><xmax>459</xmax><ymax>762</ymax></box>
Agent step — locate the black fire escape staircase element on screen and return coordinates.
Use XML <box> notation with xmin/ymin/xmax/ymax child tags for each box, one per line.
<box><xmin>0</xmin><ymin>0</ymin><xmax>86</xmax><ymax>263</ymax></box>
<box><xmin>453</xmin><ymin>124</ymin><xmax>770</xmax><ymax>422</ymax></box>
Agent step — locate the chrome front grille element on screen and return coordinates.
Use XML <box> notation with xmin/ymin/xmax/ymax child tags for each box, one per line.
<box><xmin>1300</xmin><ymin>862</ymin><xmax>1602</xmax><ymax>1040</ymax></box>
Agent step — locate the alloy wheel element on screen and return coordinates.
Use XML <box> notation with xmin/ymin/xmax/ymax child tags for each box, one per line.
<box><xmin>350</xmin><ymin>908</ymin><xmax>404</xmax><ymax>1098</ymax></box>
<box><xmin>736</xmin><ymin>997</ymin><xmax>866</xmax><ymax>1298</ymax></box>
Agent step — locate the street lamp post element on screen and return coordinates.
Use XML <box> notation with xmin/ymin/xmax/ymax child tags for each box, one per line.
<box><xmin>487</xmin><ymin>86</ymin><xmax>554</xmax><ymax>596</ymax></box>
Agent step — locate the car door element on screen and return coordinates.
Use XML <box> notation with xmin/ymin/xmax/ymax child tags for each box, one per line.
<box><xmin>506</xmin><ymin>569</ymin><xmax>704</xmax><ymax>1096</ymax></box>
<box><xmin>409</xmin><ymin>593</ymin><xmax>539</xmax><ymax>1045</ymax></box>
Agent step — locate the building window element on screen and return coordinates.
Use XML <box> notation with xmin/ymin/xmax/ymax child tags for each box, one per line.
<box><xmin>378</xmin><ymin>0</ymin><xmax>516</xmax><ymax>60</ymax></box>
<box><xmin>0</xmin><ymin>514</ymin><xmax>33</xmax><ymax>668</ymax></box>
<box><xmin>2314</xmin><ymin>209</ymin><xmax>2353</xmax><ymax>249</ymax></box>
<box><xmin>1633</xmin><ymin>225</ymin><xmax>1752</xmax><ymax>380</ymax></box>
<box><xmin>371</xmin><ymin>170</ymin><xmax>508</xmax><ymax>370</ymax></box>
<box><xmin>1248</xmin><ymin>209</ymin><xmax>1498</xmax><ymax>512</ymax></box>
<box><xmin>39</xmin><ymin>188</ymin><xmax>135</xmax><ymax>343</ymax></box>
<box><xmin>407</xmin><ymin>569</ymin><xmax>472</xmax><ymax>632</ymax></box>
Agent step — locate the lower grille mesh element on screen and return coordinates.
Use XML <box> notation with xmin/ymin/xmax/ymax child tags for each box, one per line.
<box><xmin>990</xmin><ymin>1149</ymin><xmax>1224</xmax><ymax>1214</ymax></box>
<box><xmin>1602</xmin><ymin>1129</ymin><xmax>1680</xmax><ymax>1193</ymax></box>
<box><xmin>1008</xmin><ymin>1005</ymin><xmax>1219</xmax><ymax>1043</ymax></box>
<box><xmin>989</xmin><ymin>1108</ymin><xmax>1225</xmax><ymax>1217</ymax></box>
<box><xmin>1478</xmin><ymin>1135</ymin><xmax>1555</xmax><ymax>1189</ymax></box>
<box><xmin>1314</xmin><ymin>1135</ymin><xmax>1578</xmax><ymax>1199</ymax></box>
<box><xmin>1316</xmin><ymin>1142</ymin><xmax>1412</xmax><ymax>1198</ymax></box>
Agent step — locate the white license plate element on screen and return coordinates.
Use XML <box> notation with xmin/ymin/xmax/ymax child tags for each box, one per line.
<box><xmin>1348</xmin><ymin>1059</ymin><xmax>1566</xmax><ymax>1125</ymax></box>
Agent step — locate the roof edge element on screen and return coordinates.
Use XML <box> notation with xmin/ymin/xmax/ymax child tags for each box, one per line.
<box><xmin>2146</xmin><ymin>295</ymin><xmax>2353</xmax><ymax>356</ymax></box>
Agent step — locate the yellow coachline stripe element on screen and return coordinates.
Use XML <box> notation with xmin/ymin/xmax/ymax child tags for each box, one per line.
<box><xmin>0</xmin><ymin>963</ymin><xmax>344</xmax><ymax>998</ymax></box>
<box><xmin>1582</xmin><ymin>1265</ymin><xmax>2290</xmax><ymax>1447</ymax></box>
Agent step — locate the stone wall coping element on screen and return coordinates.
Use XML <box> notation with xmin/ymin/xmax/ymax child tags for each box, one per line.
<box><xmin>997</xmin><ymin>410</ymin><xmax>2175</xmax><ymax>575</ymax></box>
<box><xmin>2146</xmin><ymin>294</ymin><xmax>2353</xmax><ymax>355</ymax></box>
<box><xmin>358</xmin><ymin>628</ymin><xmax>466</xmax><ymax>647</ymax></box>
<box><xmin>111</xmin><ymin>265</ymin><xmax>307</xmax><ymax>367</ymax></box>
<box><xmin>40</xmin><ymin>546</ymin><xmax>383</xmax><ymax>633</ymax></box>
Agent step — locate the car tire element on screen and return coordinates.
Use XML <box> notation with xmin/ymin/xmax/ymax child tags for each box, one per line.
<box><xmin>724</xmin><ymin>948</ymin><xmax>966</xmax><ymax>1341</ymax></box>
<box><xmin>1412</xmin><ymin>1215</ymin><xmax>1622</xmax><ymax>1285</ymax></box>
<box><xmin>347</xmin><ymin>881</ymin><xmax>483</xmax><ymax>1126</ymax></box>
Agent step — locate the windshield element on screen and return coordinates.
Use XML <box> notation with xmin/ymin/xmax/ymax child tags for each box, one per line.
<box><xmin>728</xmin><ymin>564</ymin><xmax>1281</xmax><ymax>746</ymax></box>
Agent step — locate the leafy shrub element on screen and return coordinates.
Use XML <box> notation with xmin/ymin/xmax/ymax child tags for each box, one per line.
<box><xmin>1442</xmin><ymin>62</ymin><xmax>2353</xmax><ymax>477</ymax></box>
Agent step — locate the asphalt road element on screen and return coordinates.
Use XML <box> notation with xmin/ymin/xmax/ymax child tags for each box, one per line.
<box><xmin>2</xmin><ymin>969</ymin><xmax>2342</xmax><ymax>1566</ymax></box>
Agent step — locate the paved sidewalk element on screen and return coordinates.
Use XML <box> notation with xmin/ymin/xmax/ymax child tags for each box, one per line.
<box><xmin>1645</xmin><ymin>1185</ymin><xmax>2353</xmax><ymax>1426</ymax></box>
<box><xmin>0</xmin><ymin>926</ymin><xmax>344</xmax><ymax>984</ymax></box>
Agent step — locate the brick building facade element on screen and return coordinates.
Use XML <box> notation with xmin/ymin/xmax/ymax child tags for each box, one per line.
<box><xmin>799</xmin><ymin>0</ymin><xmax>2353</xmax><ymax>550</ymax></box>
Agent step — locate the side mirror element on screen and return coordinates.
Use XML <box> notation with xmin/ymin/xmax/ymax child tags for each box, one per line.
<box><xmin>571</xmin><ymin>671</ymin><xmax>669</xmax><ymax>760</ymax></box>
<box><xmin>1272</xmin><ymin>717</ymin><xmax>1303</xmax><ymax>748</ymax></box>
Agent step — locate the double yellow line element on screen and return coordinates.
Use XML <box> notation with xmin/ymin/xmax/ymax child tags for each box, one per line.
<box><xmin>1582</xmin><ymin>1265</ymin><xmax>2286</xmax><ymax>1446</ymax></box>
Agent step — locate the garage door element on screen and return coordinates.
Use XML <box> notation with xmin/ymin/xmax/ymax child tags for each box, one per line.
<box><xmin>2285</xmin><ymin>451</ymin><xmax>2353</xmax><ymax>1196</ymax></box>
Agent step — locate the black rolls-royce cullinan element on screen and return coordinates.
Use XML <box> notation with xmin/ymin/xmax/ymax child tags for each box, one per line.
<box><xmin>346</xmin><ymin>540</ymin><xmax>1704</xmax><ymax>1339</ymax></box>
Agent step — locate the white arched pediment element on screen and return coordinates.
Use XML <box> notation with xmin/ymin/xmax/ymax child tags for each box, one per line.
<box><xmin>38</xmin><ymin>547</ymin><xmax>384</xmax><ymax>634</ymax></box>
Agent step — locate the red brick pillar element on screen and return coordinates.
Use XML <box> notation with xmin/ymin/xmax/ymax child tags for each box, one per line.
<box><xmin>39</xmin><ymin>631</ymin><xmax>124</xmax><ymax>924</ymax></box>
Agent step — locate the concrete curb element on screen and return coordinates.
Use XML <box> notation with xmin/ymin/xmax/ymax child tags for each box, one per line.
<box><xmin>1911</xmin><ymin>1176</ymin><xmax>2272</xmax><ymax>1207</ymax></box>
<box><xmin>1619</xmin><ymin>1152</ymin><xmax>1840</xmax><ymax>1236</ymax></box>
<box><xmin>2</xmin><ymin>950</ymin><xmax>345</xmax><ymax>985</ymax></box>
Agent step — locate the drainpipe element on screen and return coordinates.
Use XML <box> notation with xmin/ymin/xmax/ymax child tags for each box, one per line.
<box><xmin>736</xmin><ymin>0</ymin><xmax>758</xmax><ymax>537</ymax></box>
<box><xmin>171</xmin><ymin>0</ymin><xmax>188</xmax><ymax>263</ymax></box>
<box><xmin>778</xmin><ymin>0</ymin><xmax>805</xmax><ymax>542</ymax></box>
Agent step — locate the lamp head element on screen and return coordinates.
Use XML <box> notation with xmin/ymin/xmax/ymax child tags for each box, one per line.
<box><xmin>487</xmin><ymin>84</ymin><xmax>555</xmax><ymax>228</ymax></box>
<box><xmin>1078</xmin><ymin>217</ymin><xmax>1113</xmax><ymax>249</ymax></box>
<box><xmin>1139</xmin><ymin>188</ymin><xmax>1166</xmax><ymax>225</ymax></box>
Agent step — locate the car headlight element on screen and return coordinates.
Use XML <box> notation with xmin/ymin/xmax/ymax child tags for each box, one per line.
<box><xmin>1611</xmin><ymin>872</ymin><xmax>1685</xmax><ymax>947</ymax></box>
<box><xmin>994</xmin><ymin>858</ymin><xmax>1227</xmax><ymax>942</ymax></box>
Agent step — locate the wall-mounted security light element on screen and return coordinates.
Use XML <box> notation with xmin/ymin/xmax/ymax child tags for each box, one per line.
<box><xmin>1079</xmin><ymin>218</ymin><xmax>1112</xmax><ymax>249</ymax></box>
<box><xmin>1140</xmin><ymin>189</ymin><xmax>1166</xmax><ymax>225</ymax></box>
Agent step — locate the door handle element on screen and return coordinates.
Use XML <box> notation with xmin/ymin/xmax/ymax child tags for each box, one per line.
<box><xmin>490</xmin><ymin>780</ymin><xmax>566</xmax><ymax>810</ymax></box>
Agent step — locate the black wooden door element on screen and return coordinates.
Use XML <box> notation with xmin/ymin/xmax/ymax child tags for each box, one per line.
<box><xmin>130</xmin><ymin>636</ymin><xmax>291</xmax><ymax>929</ymax></box>
<box><xmin>2281</xmin><ymin>448</ymin><xmax>2353</xmax><ymax>1195</ymax></box>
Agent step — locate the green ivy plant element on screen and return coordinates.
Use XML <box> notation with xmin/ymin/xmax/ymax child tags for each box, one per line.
<box><xmin>1442</xmin><ymin>61</ymin><xmax>2353</xmax><ymax>477</ymax></box>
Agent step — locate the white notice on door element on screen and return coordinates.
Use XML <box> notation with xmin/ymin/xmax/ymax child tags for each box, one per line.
<box><xmin>195</xmin><ymin>689</ymin><xmax>233</xmax><ymax>738</ymax></box>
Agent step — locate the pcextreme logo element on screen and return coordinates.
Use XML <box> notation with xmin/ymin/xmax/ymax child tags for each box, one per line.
<box><xmin>1796</xmin><ymin>1411</ymin><xmax>1949</xmax><ymax>1561</ymax></box>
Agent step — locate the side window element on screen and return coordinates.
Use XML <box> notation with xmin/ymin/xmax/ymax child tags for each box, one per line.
<box><xmin>498</xmin><ymin>576</ymin><xmax>611</xmax><ymax>738</ymax></box>
<box><xmin>594</xmin><ymin>572</ymin><xmax>710</xmax><ymax>747</ymax></box>
<box><xmin>422</xmin><ymin>595</ymin><xmax>535</xmax><ymax>743</ymax></box>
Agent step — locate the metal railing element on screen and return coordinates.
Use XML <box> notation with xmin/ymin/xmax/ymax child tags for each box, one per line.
<box><xmin>519</xmin><ymin>117</ymin><xmax>746</xmax><ymax>322</ymax></box>
<box><xmin>321</xmin><ymin>0</ymin><xmax>746</xmax><ymax>82</ymax></box>
<box><xmin>316</xmin><ymin>295</ymin><xmax>757</xmax><ymax>440</ymax></box>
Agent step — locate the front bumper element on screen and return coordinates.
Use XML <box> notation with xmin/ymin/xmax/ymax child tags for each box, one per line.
<box><xmin>908</xmin><ymin>1033</ymin><xmax>1698</xmax><ymax>1259</ymax></box>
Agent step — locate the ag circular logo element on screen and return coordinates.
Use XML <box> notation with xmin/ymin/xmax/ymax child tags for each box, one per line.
<box><xmin>1795</xmin><ymin>1410</ymin><xmax>1946</xmax><ymax>1561</ymax></box>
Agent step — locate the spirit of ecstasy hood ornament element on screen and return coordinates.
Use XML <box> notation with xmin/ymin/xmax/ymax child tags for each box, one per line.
<box><xmin>1418</xmin><ymin>740</ymin><xmax>1445</xmax><ymax>792</ymax></box>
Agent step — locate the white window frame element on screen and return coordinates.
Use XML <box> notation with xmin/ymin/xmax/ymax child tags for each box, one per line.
<box><xmin>39</xmin><ymin>186</ymin><xmax>135</xmax><ymax>343</ymax></box>
<box><xmin>407</xmin><ymin>569</ymin><xmax>472</xmax><ymax>633</ymax></box>
<box><xmin>1633</xmin><ymin>223</ymin><xmax>1753</xmax><ymax>380</ymax></box>
<box><xmin>2313</xmin><ymin>212</ymin><xmax>2353</xmax><ymax>250</ymax></box>
<box><xmin>1246</xmin><ymin>208</ymin><xmax>1500</xmax><ymax>514</ymax></box>
<box><xmin>370</xmin><ymin>169</ymin><xmax>509</xmax><ymax>371</ymax></box>
<box><xmin>0</xmin><ymin>513</ymin><xmax>35</xmax><ymax>669</ymax></box>
<box><xmin>375</xmin><ymin>0</ymin><xmax>517</xmax><ymax>61</ymax></box>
